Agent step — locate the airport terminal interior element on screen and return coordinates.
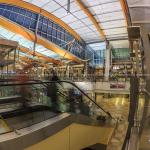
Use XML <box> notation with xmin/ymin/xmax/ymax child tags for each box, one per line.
<box><xmin>0</xmin><ymin>0</ymin><xmax>149</xmax><ymax>150</ymax></box>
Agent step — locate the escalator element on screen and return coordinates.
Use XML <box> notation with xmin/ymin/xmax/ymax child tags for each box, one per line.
<box><xmin>0</xmin><ymin>79</ymin><xmax>111</xmax><ymax>119</ymax></box>
<box><xmin>0</xmin><ymin>80</ymin><xmax>126</xmax><ymax>150</ymax></box>
<box><xmin>0</xmin><ymin>81</ymin><xmax>57</xmax><ymax>132</ymax></box>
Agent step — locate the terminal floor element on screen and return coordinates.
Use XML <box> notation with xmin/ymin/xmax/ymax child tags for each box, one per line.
<box><xmin>96</xmin><ymin>95</ymin><xmax>144</xmax><ymax>150</ymax></box>
<box><xmin>96</xmin><ymin>95</ymin><xmax>129</xmax><ymax>120</ymax></box>
<box><xmin>96</xmin><ymin>94</ymin><xmax>147</xmax><ymax>150</ymax></box>
<box><xmin>139</xmin><ymin>97</ymin><xmax>150</xmax><ymax>150</ymax></box>
<box><xmin>96</xmin><ymin>95</ymin><xmax>148</xmax><ymax>150</ymax></box>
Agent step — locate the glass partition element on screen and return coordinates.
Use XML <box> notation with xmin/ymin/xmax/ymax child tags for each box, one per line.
<box><xmin>0</xmin><ymin>80</ymin><xmax>112</xmax><ymax>134</ymax></box>
<box><xmin>0</xmin><ymin>80</ymin><xmax>111</xmax><ymax>119</ymax></box>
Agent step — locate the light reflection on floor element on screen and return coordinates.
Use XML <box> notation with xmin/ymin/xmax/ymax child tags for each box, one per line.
<box><xmin>96</xmin><ymin>94</ymin><xmax>147</xmax><ymax>149</ymax></box>
<box><xmin>96</xmin><ymin>94</ymin><xmax>129</xmax><ymax>120</ymax></box>
<box><xmin>138</xmin><ymin>96</ymin><xmax>150</xmax><ymax>150</ymax></box>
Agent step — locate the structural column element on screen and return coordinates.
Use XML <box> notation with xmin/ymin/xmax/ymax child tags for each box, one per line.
<box><xmin>104</xmin><ymin>41</ymin><xmax>111</xmax><ymax>81</ymax></box>
<box><xmin>139</xmin><ymin>24</ymin><xmax>150</xmax><ymax>121</ymax></box>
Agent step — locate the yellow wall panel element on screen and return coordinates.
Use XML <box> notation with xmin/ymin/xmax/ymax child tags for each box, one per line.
<box><xmin>25</xmin><ymin>123</ymin><xmax>114</xmax><ymax>150</ymax></box>
<box><xmin>70</xmin><ymin>123</ymin><xmax>113</xmax><ymax>150</ymax></box>
<box><xmin>25</xmin><ymin>127</ymin><xmax>70</xmax><ymax>150</ymax></box>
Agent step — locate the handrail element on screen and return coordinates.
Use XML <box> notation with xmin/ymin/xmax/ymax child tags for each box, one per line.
<box><xmin>0</xmin><ymin>80</ymin><xmax>112</xmax><ymax>118</ymax></box>
<box><xmin>58</xmin><ymin>80</ymin><xmax>112</xmax><ymax>118</ymax></box>
<box><xmin>140</xmin><ymin>88</ymin><xmax>150</xmax><ymax>97</ymax></box>
<box><xmin>32</xmin><ymin>80</ymin><xmax>112</xmax><ymax>118</ymax></box>
<box><xmin>107</xmin><ymin>118</ymin><xmax>119</xmax><ymax>149</ymax></box>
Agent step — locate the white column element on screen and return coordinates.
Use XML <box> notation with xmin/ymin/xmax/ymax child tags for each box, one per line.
<box><xmin>66</xmin><ymin>65</ymin><xmax>70</xmax><ymax>78</ymax></box>
<box><xmin>104</xmin><ymin>41</ymin><xmax>111</xmax><ymax>81</ymax></box>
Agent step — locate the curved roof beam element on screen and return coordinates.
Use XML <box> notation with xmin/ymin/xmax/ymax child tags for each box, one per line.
<box><xmin>0</xmin><ymin>28</ymin><xmax>59</xmax><ymax>65</ymax></box>
<box><xmin>0</xmin><ymin>0</ymin><xmax>81</xmax><ymax>41</ymax></box>
<box><xmin>0</xmin><ymin>17</ymin><xmax>82</xmax><ymax>63</ymax></box>
<box><xmin>19</xmin><ymin>46</ymin><xmax>63</xmax><ymax>65</ymax></box>
<box><xmin>120</xmin><ymin>0</ymin><xmax>130</xmax><ymax>26</ymax></box>
<box><xmin>76</xmin><ymin>0</ymin><xmax>106</xmax><ymax>40</ymax></box>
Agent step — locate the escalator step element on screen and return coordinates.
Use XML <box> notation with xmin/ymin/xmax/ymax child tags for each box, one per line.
<box><xmin>0</xmin><ymin>96</ymin><xmax>23</xmax><ymax>104</ymax></box>
<box><xmin>1</xmin><ymin>105</ymin><xmax>51</xmax><ymax>118</ymax></box>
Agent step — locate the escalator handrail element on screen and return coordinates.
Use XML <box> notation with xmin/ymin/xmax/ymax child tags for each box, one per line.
<box><xmin>140</xmin><ymin>88</ymin><xmax>150</xmax><ymax>96</ymax></box>
<box><xmin>40</xmin><ymin>80</ymin><xmax>112</xmax><ymax>118</ymax></box>
<box><xmin>0</xmin><ymin>80</ymin><xmax>112</xmax><ymax>118</ymax></box>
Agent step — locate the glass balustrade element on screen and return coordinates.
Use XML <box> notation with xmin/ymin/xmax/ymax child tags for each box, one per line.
<box><xmin>0</xmin><ymin>80</ymin><xmax>111</xmax><ymax>120</ymax></box>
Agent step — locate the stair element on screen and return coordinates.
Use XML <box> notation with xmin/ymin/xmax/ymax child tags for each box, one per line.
<box><xmin>0</xmin><ymin>105</ymin><xmax>51</xmax><ymax>119</ymax></box>
<box><xmin>0</xmin><ymin>96</ymin><xmax>23</xmax><ymax>104</ymax></box>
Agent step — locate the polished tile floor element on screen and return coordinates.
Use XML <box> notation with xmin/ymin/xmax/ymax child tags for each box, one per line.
<box><xmin>96</xmin><ymin>94</ymin><xmax>130</xmax><ymax>120</ymax></box>
<box><xmin>97</xmin><ymin>94</ymin><xmax>147</xmax><ymax>150</ymax></box>
<box><xmin>95</xmin><ymin>94</ymin><xmax>130</xmax><ymax>150</ymax></box>
<box><xmin>138</xmin><ymin>96</ymin><xmax>150</xmax><ymax>150</ymax></box>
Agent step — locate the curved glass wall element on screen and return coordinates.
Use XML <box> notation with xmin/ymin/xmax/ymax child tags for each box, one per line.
<box><xmin>94</xmin><ymin>50</ymin><xmax>105</xmax><ymax>66</ymax></box>
<box><xmin>0</xmin><ymin>3</ymin><xmax>87</xmax><ymax>59</ymax></box>
<box><xmin>88</xmin><ymin>42</ymin><xmax>106</xmax><ymax>67</ymax></box>
<box><xmin>84</xmin><ymin>45</ymin><xmax>105</xmax><ymax>67</ymax></box>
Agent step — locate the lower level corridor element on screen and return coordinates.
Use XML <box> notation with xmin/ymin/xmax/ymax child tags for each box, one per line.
<box><xmin>96</xmin><ymin>94</ymin><xmax>130</xmax><ymax>120</ymax></box>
